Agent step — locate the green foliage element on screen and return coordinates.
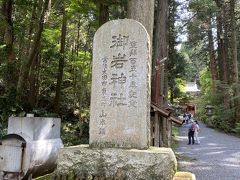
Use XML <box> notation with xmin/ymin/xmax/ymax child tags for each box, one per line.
<box><xmin>189</xmin><ymin>0</ymin><xmax>217</xmax><ymax>17</ymax></box>
<box><xmin>34</xmin><ymin>174</ymin><xmax>52</xmax><ymax>180</ymax></box>
<box><xmin>62</xmin><ymin>123</ymin><xmax>88</xmax><ymax>146</ymax></box>
<box><xmin>0</xmin><ymin>45</ymin><xmax>7</xmax><ymax>62</ymax></box>
<box><xmin>0</xmin><ymin>90</ymin><xmax>21</xmax><ymax>122</ymax></box>
<box><xmin>61</xmin><ymin>118</ymin><xmax>89</xmax><ymax>146</ymax></box>
<box><xmin>0</xmin><ymin>0</ymin><xmax>97</xmax><ymax>145</ymax></box>
<box><xmin>168</xmin><ymin>51</ymin><xmax>187</xmax><ymax>80</ymax></box>
<box><xmin>188</xmin><ymin>0</ymin><xmax>217</xmax><ymax>45</ymax></box>
<box><xmin>199</xmin><ymin>67</ymin><xmax>212</xmax><ymax>95</ymax></box>
<box><xmin>167</xmin><ymin>50</ymin><xmax>188</xmax><ymax>103</ymax></box>
<box><xmin>181</xmin><ymin>42</ymin><xmax>208</xmax><ymax>81</ymax></box>
<box><xmin>213</xmin><ymin>105</ymin><xmax>233</xmax><ymax>132</ymax></box>
<box><xmin>196</xmin><ymin>68</ymin><xmax>235</xmax><ymax>132</ymax></box>
<box><xmin>176</xmin><ymin>78</ymin><xmax>186</xmax><ymax>92</ymax></box>
<box><xmin>0</xmin><ymin>90</ymin><xmax>23</xmax><ymax>138</ymax></box>
<box><xmin>234</xmin><ymin>123</ymin><xmax>240</xmax><ymax>134</ymax></box>
<box><xmin>66</xmin><ymin>0</ymin><xmax>96</xmax><ymax>16</ymax></box>
<box><xmin>31</xmin><ymin>108</ymin><xmax>58</xmax><ymax>117</ymax></box>
<box><xmin>171</xmin><ymin>126</ymin><xmax>179</xmax><ymax>151</ymax></box>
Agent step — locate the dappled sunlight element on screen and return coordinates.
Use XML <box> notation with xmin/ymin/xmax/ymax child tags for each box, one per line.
<box><xmin>206</xmin><ymin>143</ymin><xmax>218</xmax><ymax>146</ymax></box>
<box><xmin>176</xmin><ymin>134</ymin><xmax>206</xmax><ymax>143</ymax></box>
<box><xmin>32</xmin><ymin>140</ymin><xmax>53</xmax><ymax>166</ymax></box>
<box><xmin>176</xmin><ymin>121</ymin><xmax>240</xmax><ymax>179</ymax></box>
<box><xmin>231</xmin><ymin>152</ymin><xmax>240</xmax><ymax>158</ymax></box>
<box><xmin>31</xmin><ymin>139</ymin><xmax>63</xmax><ymax>167</ymax></box>
<box><xmin>37</xmin><ymin>120</ymin><xmax>54</xmax><ymax>140</ymax></box>
<box><xmin>204</xmin><ymin>150</ymin><xmax>225</xmax><ymax>155</ymax></box>
<box><xmin>176</xmin><ymin>135</ymin><xmax>188</xmax><ymax>142</ymax></box>
<box><xmin>221</xmin><ymin>163</ymin><xmax>240</xmax><ymax>168</ymax></box>
<box><xmin>223</xmin><ymin>152</ymin><xmax>240</xmax><ymax>164</ymax></box>
<box><xmin>178</xmin><ymin>161</ymin><xmax>195</xmax><ymax>166</ymax></box>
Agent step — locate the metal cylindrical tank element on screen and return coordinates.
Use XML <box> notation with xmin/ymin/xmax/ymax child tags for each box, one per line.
<box><xmin>0</xmin><ymin>117</ymin><xmax>63</xmax><ymax>180</ymax></box>
<box><xmin>27</xmin><ymin>138</ymin><xmax>63</xmax><ymax>178</ymax></box>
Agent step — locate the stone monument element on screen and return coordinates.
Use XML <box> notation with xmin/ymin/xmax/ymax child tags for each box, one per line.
<box><xmin>90</xmin><ymin>19</ymin><xmax>151</xmax><ymax>149</ymax></box>
<box><xmin>46</xmin><ymin>19</ymin><xmax>177</xmax><ymax>180</ymax></box>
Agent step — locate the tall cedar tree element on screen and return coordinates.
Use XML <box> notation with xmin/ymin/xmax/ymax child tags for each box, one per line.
<box><xmin>152</xmin><ymin>0</ymin><xmax>169</xmax><ymax>147</ymax></box>
<box><xmin>54</xmin><ymin>2</ymin><xmax>67</xmax><ymax>113</ymax></box>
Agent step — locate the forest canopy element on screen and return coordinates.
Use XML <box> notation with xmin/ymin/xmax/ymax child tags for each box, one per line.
<box><xmin>1</xmin><ymin>0</ymin><xmax>240</xmax><ymax>144</ymax></box>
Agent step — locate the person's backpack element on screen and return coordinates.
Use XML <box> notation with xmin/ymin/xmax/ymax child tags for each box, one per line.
<box><xmin>191</xmin><ymin>123</ymin><xmax>196</xmax><ymax>131</ymax></box>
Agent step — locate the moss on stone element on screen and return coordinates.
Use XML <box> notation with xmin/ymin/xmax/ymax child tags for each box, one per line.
<box><xmin>52</xmin><ymin>146</ymin><xmax>177</xmax><ymax>180</ymax></box>
<box><xmin>34</xmin><ymin>174</ymin><xmax>53</xmax><ymax>180</ymax></box>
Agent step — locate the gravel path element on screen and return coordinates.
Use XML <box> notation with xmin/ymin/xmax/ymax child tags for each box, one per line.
<box><xmin>176</xmin><ymin>121</ymin><xmax>240</xmax><ymax>180</ymax></box>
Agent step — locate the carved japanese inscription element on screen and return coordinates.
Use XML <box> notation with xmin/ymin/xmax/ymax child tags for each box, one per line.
<box><xmin>90</xmin><ymin>19</ymin><xmax>151</xmax><ymax>149</ymax></box>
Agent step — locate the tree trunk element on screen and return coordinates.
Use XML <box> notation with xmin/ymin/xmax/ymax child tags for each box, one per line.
<box><xmin>215</xmin><ymin>0</ymin><xmax>229</xmax><ymax>107</ymax></box>
<box><xmin>0</xmin><ymin>0</ymin><xmax>18</xmax><ymax>93</ymax></box>
<box><xmin>99</xmin><ymin>2</ymin><xmax>109</xmax><ymax>26</ymax></box>
<box><xmin>2</xmin><ymin>0</ymin><xmax>15</xmax><ymax>63</ymax></box>
<box><xmin>153</xmin><ymin>0</ymin><xmax>168</xmax><ymax>106</ymax></box>
<box><xmin>168</xmin><ymin>0</ymin><xmax>177</xmax><ymax>102</ymax></box>
<box><xmin>230</xmin><ymin>0</ymin><xmax>240</xmax><ymax>124</ymax></box>
<box><xmin>54</xmin><ymin>4</ymin><xmax>67</xmax><ymax>113</ymax></box>
<box><xmin>0</xmin><ymin>2</ymin><xmax>5</xmax><ymax>44</ymax></box>
<box><xmin>17</xmin><ymin>0</ymin><xmax>50</xmax><ymax>101</ymax></box>
<box><xmin>127</xmin><ymin>0</ymin><xmax>154</xmax><ymax>44</ymax></box>
<box><xmin>28</xmin><ymin>53</ymin><xmax>40</xmax><ymax>108</ymax></box>
<box><xmin>207</xmin><ymin>18</ymin><xmax>218</xmax><ymax>92</ymax></box>
<box><xmin>215</xmin><ymin>0</ymin><xmax>224</xmax><ymax>81</ymax></box>
<box><xmin>26</xmin><ymin>0</ymin><xmax>39</xmax><ymax>58</ymax></box>
<box><xmin>154</xmin><ymin>0</ymin><xmax>168</xmax><ymax>147</ymax></box>
<box><xmin>26</xmin><ymin>0</ymin><xmax>40</xmax><ymax>109</ymax></box>
<box><xmin>223</xmin><ymin>3</ymin><xmax>230</xmax><ymax>84</ymax></box>
<box><xmin>127</xmin><ymin>0</ymin><xmax>155</xmax><ymax>147</ymax></box>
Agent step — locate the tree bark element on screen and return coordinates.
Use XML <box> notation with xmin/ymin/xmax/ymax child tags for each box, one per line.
<box><xmin>207</xmin><ymin>18</ymin><xmax>218</xmax><ymax>92</ymax></box>
<box><xmin>0</xmin><ymin>0</ymin><xmax>18</xmax><ymax>93</ymax></box>
<box><xmin>127</xmin><ymin>0</ymin><xmax>155</xmax><ymax>147</ymax></box>
<box><xmin>168</xmin><ymin>0</ymin><xmax>177</xmax><ymax>103</ymax></box>
<box><xmin>154</xmin><ymin>0</ymin><xmax>168</xmax><ymax>147</ymax></box>
<box><xmin>1</xmin><ymin>0</ymin><xmax>15</xmax><ymax>62</ymax></box>
<box><xmin>223</xmin><ymin>2</ymin><xmax>230</xmax><ymax>84</ymax></box>
<box><xmin>17</xmin><ymin>0</ymin><xmax>51</xmax><ymax>101</ymax></box>
<box><xmin>26</xmin><ymin>0</ymin><xmax>39</xmax><ymax>58</ymax></box>
<box><xmin>153</xmin><ymin>0</ymin><xmax>168</xmax><ymax>106</ymax></box>
<box><xmin>24</xmin><ymin>0</ymin><xmax>40</xmax><ymax>108</ymax></box>
<box><xmin>28</xmin><ymin>53</ymin><xmax>40</xmax><ymax>108</ymax></box>
<box><xmin>127</xmin><ymin>0</ymin><xmax>154</xmax><ymax>44</ymax></box>
<box><xmin>230</xmin><ymin>0</ymin><xmax>240</xmax><ymax>123</ymax></box>
<box><xmin>215</xmin><ymin>0</ymin><xmax>224</xmax><ymax>81</ymax></box>
<box><xmin>99</xmin><ymin>2</ymin><xmax>109</xmax><ymax>26</ymax></box>
<box><xmin>54</xmin><ymin>4</ymin><xmax>67</xmax><ymax>113</ymax></box>
<box><xmin>215</xmin><ymin>0</ymin><xmax>229</xmax><ymax>107</ymax></box>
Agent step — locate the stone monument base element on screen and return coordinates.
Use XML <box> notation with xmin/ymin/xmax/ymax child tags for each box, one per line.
<box><xmin>50</xmin><ymin>145</ymin><xmax>177</xmax><ymax>180</ymax></box>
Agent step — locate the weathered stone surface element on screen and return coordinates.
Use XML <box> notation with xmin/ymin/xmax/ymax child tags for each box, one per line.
<box><xmin>52</xmin><ymin>145</ymin><xmax>177</xmax><ymax>180</ymax></box>
<box><xmin>90</xmin><ymin>19</ymin><xmax>151</xmax><ymax>149</ymax></box>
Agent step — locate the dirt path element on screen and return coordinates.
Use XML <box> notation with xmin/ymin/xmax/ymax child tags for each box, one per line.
<box><xmin>176</xmin><ymin>121</ymin><xmax>240</xmax><ymax>180</ymax></box>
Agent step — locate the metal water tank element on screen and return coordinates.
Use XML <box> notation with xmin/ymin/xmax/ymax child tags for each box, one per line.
<box><xmin>0</xmin><ymin>117</ymin><xmax>63</xmax><ymax>180</ymax></box>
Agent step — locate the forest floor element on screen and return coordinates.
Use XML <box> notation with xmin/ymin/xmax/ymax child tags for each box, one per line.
<box><xmin>175</xmin><ymin>121</ymin><xmax>240</xmax><ymax>180</ymax></box>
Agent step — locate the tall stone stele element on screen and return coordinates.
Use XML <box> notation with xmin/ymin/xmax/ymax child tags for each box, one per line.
<box><xmin>90</xmin><ymin>19</ymin><xmax>151</xmax><ymax>149</ymax></box>
<box><xmin>43</xmin><ymin>19</ymin><xmax>177</xmax><ymax>180</ymax></box>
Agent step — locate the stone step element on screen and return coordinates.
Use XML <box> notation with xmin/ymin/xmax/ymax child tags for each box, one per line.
<box><xmin>173</xmin><ymin>171</ymin><xmax>196</xmax><ymax>180</ymax></box>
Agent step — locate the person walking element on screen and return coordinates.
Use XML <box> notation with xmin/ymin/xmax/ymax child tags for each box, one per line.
<box><xmin>187</xmin><ymin>120</ymin><xmax>195</xmax><ymax>145</ymax></box>
<box><xmin>183</xmin><ymin>113</ymin><xmax>187</xmax><ymax>124</ymax></box>
<box><xmin>194</xmin><ymin>120</ymin><xmax>200</xmax><ymax>144</ymax></box>
<box><xmin>184</xmin><ymin>112</ymin><xmax>191</xmax><ymax>124</ymax></box>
